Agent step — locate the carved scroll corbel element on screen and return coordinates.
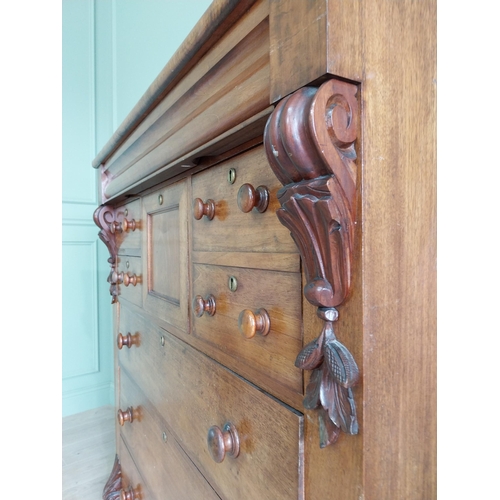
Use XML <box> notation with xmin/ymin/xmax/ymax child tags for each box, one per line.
<box><xmin>93</xmin><ymin>205</ymin><xmax>120</xmax><ymax>303</ymax></box>
<box><xmin>264</xmin><ymin>78</ymin><xmax>360</xmax><ymax>448</ymax></box>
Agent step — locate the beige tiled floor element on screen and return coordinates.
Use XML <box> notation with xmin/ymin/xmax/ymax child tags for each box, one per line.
<box><xmin>62</xmin><ymin>405</ymin><xmax>116</xmax><ymax>500</ymax></box>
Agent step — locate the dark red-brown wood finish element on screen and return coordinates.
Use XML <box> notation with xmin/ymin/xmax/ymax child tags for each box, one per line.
<box><xmin>264</xmin><ymin>78</ymin><xmax>360</xmax><ymax>447</ymax></box>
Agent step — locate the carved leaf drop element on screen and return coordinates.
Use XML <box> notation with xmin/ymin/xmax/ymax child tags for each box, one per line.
<box><xmin>324</xmin><ymin>339</ymin><xmax>359</xmax><ymax>388</ymax></box>
<box><xmin>295</xmin><ymin>338</ymin><xmax>324</xmax><ymax>371</ymax></box>
<box><xmin>303</xmin><ymin>368</ymin><xmax>322</xmax><ymax>409</ymax></box>
<box><xmin>318</xmin><ymin>408</ymin><xmax>341</xmax><ymax>448</ymax></box>
<box><xmin>320</xmin><ymin>367</ymin><xmax>358</xmax><ymax>435</ymax></box>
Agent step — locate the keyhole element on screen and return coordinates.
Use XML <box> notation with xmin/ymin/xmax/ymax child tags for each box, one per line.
<box><xmin>227</xmin><ymin>168</ymin><xmax>236</xmax><ymax>185</ymax></box>
<box><xmin>228</xmin><ymin>276</ymin><xmax>238</xmax><ymax>292</ymax></box>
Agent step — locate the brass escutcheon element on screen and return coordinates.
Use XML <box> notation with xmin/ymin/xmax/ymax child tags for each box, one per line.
<box><xmin>228</xmin><ymin>276</ymin><xmax>238</xmax><ymax>292</ymax></box>
<box><xmin>124</xmin><ymin>208</ymin><xmax>128</xmax><ymax>217</ymax></box>
<box><xmin>227</xmin><ymin>168</ymin><xmax>236</xmax><ymax>185</ymax></box>
<box><xmin>158</xmin><ymin>194</ymin><xmax>163</xmax><ymax>205</ymax></box>
<box><xmin>160</xmin><ymin>335</ymin><xmax>165</xmax><ymax>347</ymax></box>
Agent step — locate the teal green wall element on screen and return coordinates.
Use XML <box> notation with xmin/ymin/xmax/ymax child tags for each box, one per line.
<box><xmin>62</xmin><ymin>0</ymin><xmax>212</xmax><ymax>417</ymax></box>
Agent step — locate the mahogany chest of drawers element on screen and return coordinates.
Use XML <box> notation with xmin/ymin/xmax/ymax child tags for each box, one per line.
<box><xmin>93</xmin><ymin>0</ymin><xmax>436</xmax><ymax>498</ymax></box>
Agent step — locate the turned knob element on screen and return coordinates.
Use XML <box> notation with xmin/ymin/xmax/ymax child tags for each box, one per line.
<box><xmin>121</xmin><ymin>218</ymin><xmax>137</xmax><ymax>232</ymax></box>
<box><xmin>109</xmin><ymin>219</ymin><xmax>137</xmax><ymax>234</ymax></box>
<box><xmin>237</xmin><ymin>183</ymin><xmax>269</xmax><ymax>213</ymax></box>
<box><xmin>193</xmin><ymin>198</ymin><xmax>215</xmax><ymax>220</ymax></box>
<box><xmin>117</xmin><ymin>407</ymin><xmax>134</xmax><ymax>426</ymax></box>
<box><xmin>207</xmin><ymin>422</ymin><xmax>240</xmax><ymax>463</ymax></box>
<box><xmin>238</xmin><ymin>308</ymin><xmax>271</xmax><ymax>339</ymax></box>
<box><xmin>120</xmin><ymin>487</ymin><xmax>139</xmax><ymax>500</ymax></box>
<box><xmin>112</xmin><ymin>271</ymin><xmax>139</xmax><ymax>287</ymax></box>
<box><xmin>117</xmin><ymin>332</ymin><xmax>138</xmax><ymax>349</ymax></box>
<box><xmin>193</xmin><ymin>294</ymin><xmax>216</xmax><ymax>317</ymax></box>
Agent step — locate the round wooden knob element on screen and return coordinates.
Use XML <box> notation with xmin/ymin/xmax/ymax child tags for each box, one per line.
<box><xmin>109</xmin><ymin>219</ymin><xmax>137</xmax><ymax>234</ymax></box>
<box><xmin>117</xmin><ymin>407</ymin><xmax>134</xmax><ymax>426</ymax></box>
<box><xmin>123</xmin><ymin>273</ymin><xmax>138</xmax><ymax>287</ymax></box>
<box><xmin>112</xmin><ymin>271</ymin><xmax>139</xmax><ymax>287</ymax></box>
<box><xmin>238</xmin><ymin>308</ymin><xmax>271</xmax><ymax>339</ymax></box>
<box><xmin>121</xmin><ymin>218</ymin><xmax>137</xmax><ymax>232</ymax></box>
<box><xmin>120</xmin><ymin>487</ymin><xmax>138</xmax><ymax>500</ymax></box>
<box><xmin>237</xmin><ymin>183</ymin><xmax>269</xmax><ymax>213</ymax></box>
<box><xmin>117</xmin><ymin>332</ymin><xmax>138</xmax><ymax>349</ymax></box>
<box><xmin>207</xmin><ymin>422</ymin><xmax>240</xmax><ymax>463</ymax></box>
<box><xmin>193</xmin><ymin>294</ymin><xmax>216</xmax><ymax>317</ymax></box>
<box><xmin>193</xmin><ymin>198</ymin><xmax>215</xmax><ymax>220</ymax></box>
<box><xmin>109</xmin><ymin>221</ymin><xmax>119</xmax><ymax>234</ymax></box>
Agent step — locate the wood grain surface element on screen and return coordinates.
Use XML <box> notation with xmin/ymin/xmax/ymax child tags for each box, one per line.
<box><xmin>117</xmin><ymin>303</ymin><xmax>304</xmax><ymax>499</ymax></box>
<box><xmin>118</xmin><ymin>435</ymin><xmax>152</xmax><ymax>500</ymax></box>
<box><xmin>359</xmin><ymin>1</ymin><xmax>437</xmax><ymax>497</ymax></box>
<box><xmin>191</xmin><ymin>146</ymin><xmax>299</xmax><ymax>256</ymax></box>
<box><xmin>97</xmin><ymin>0</ymin><xmax>436</xmax><ymax>498</ymax></box>
<box><xmin>273</xmin><ymin>1</ymin><xmax>436</xmax><ymax>498</ymax></box>
<box><xmin>119</xmin><ymin>369</ymin><xmax>221</xmax><ymax>499</ymax></box>
<box><xmin>191</xmin><ymin>263</ymin><xmax>303</xmax><ymax>395</ymax></box>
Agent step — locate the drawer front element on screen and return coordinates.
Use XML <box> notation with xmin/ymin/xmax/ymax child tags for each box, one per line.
<box><xmin>118</xmin><ymin>435</ymin><xmax>152</xmax><ymax>500</ymax></box>
<box><xmin>118</xmin><ymin>368</ymin><xmax>221</xmax><ymax>500</ymax></box>
<box><xmin>142</xmin><ymin>179</ymin><xmax>188</xmax><ymax>332</ymax></box>
<box><xmin>118</xmin><ymin>306</ymin><xmax>166</xmax><ymax>408</ymax></box>
<box><xmin>116</xmin><ymin>255</ymin><xmax>143</xmax><ymax>307</ymax></box>
<box><xmin>116</xmin><ymin>198</ymin><xmax>142</xmax><ymax>256</ymax></box>
<box><xmin>191</xmin><ymin>263</ymin><xmax>303</xmax><ymax>394</ymax></box>
<box><xmin>118</xmin><ymin>306</ymin><xmax>303</xmax><ymax>499</ymax></box>
<box><xmin>191</xmin><ymin>146</ymin><xmax>299</xmax><ymax>259</ymax></box>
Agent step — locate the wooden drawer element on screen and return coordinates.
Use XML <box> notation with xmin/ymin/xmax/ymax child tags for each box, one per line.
<box><xmin>118</xmin><ymin>434</ymin><xmax>152</xmax><ymax>500</ymax></box>
<box><xmin>142</xmin><ymin>179</ymin><xmax>188</xmax><ymax>332</ymax></box>
<box><xmin>118</xmin><ymin>310</ymin><xmax>303</xmax><ymax>499</ymax></box>
<box><xmin>116</xmin><ymin>255</ymin><xmax>143</xmax><ymax>307</ymax></box>
<box><xmin>191</xmin><ymin>146</ymin><xmax>299</xmax><ymax>270</ymax></box>
<box><xmin>118</xmin><ymin>306</ymin><xmax>165</xmax><ymax>408</ymax></box>
<box><xmin>191</xmin><ymin>263</ymin><xmax>303</xmax><ymax>395</ymax></box>
<box><xmin>118</xmin><ymin>368</ymin><xmax>221</xmax><ymax>500</ymax></box>
<box><xmin>116</xmin><ymin>198</ymin><xmax>142</xmax><ymax>256</ymax></box>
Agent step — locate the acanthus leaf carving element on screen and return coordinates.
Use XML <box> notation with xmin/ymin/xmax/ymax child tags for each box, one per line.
<box><xmin>102</xmin><ymin>454</ymin><xmax>122</xmax><ymax>500</ymax></box>
<box><xmin>264</xmin><ymin>78</ymin><xmax>360</xmax><ymax>448</ymax></box>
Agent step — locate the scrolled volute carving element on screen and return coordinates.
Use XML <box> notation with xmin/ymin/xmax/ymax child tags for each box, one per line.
<box><xmin>264</xmin><ymin>78</ymin><xmax>360</xmax><ymax>448</ymax></box>
<box><xmin>93</xmin><ymin>205</ymin><xmax>120</xmax><ymax>303</ymax></box>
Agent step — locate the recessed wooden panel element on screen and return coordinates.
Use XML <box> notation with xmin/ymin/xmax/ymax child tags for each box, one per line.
<box><xmin>143</xmin><ymin>179</ymin><xmax>188</xmax><ymax>331</ymax></box>
<box><xmin>192</xmin><ymin>263</ymin><xmax>303</xmax><ymax>395</ymax></box>
<box><xmin>150</xmin><ymin>207</ymin><xmax>181</xmax><ymax>302</ymax></box>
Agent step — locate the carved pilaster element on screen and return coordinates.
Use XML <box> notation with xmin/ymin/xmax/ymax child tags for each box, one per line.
<box><xmin>264</xmin><ymin>78</ymin><xmax>360</xmax><ymax>448</ymax></box>
<box><xmin>103</xmin><ymin>455</ymin><xmax>122</xmax><ymax>500</ymax></box>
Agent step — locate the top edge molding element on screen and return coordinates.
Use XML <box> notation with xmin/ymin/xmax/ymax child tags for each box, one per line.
<box><xmin>92</xmin><ymin>0</ymin><xmax>259</xmax><ymax>169</ymax></box>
